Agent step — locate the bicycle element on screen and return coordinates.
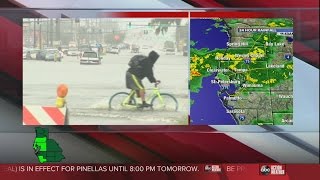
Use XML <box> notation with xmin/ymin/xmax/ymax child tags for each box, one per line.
<box><xmin>108</xmin><ymin>82</ymin><xmax>178</xmax><ymax>111</ymax></box>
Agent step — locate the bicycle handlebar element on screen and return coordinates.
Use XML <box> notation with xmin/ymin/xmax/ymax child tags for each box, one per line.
<box><xmin>154</xmin><ymin>81</ymin><xmax>161</xmax><ymax>88</ymax></box>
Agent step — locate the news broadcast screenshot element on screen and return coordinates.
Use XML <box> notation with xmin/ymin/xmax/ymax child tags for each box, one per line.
<box><xmin>0</xmin><ymin>0</ymin><xmax>319</xmax><ymax>180</ymax></box>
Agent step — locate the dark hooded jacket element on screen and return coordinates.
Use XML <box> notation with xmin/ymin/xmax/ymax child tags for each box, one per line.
<box><xmin>128</xmin><ymin>51</ymin><xmax>159</xmax><ymax>83</ymax></box>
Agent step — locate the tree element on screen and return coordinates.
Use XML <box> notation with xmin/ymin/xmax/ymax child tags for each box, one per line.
<box><xmin>149</xmin><ymin>19</ymin><xmax>182</xmax><ymax>35</ymax></box>
<box><xmin>149</xmin><ymin>19</ymin><xmax>187</xmax><ymax>51</ymax></box>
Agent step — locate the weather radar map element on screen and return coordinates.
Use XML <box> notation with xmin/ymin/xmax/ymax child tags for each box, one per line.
<box><xmin>190</xmin><ymin>18</ymin><xmax>293</xmax><ymax>125</ymax></box>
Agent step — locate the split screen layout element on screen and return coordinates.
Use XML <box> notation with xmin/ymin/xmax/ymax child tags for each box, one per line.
<box><xmin>22</xmin><ymin>13</ymin><xmax>293</xmax><ymax>125</ymax></box>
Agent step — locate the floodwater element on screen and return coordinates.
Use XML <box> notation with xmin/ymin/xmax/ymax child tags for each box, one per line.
<box><xmin>23</xmin><ymin>50</ymin><xmax>189</xmax><ymax>125</ymax></box>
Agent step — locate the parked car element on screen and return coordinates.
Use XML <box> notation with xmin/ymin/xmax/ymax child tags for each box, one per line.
<box><xmin>24</xmin><ymin>49</ymin><xmax>40</xmax><ymax>59</ymax></box>
<box><xmin>106</xmin><ymin>44</ymin><xmax>116</xmax><ymax>54</ymax></box>
<box><xmin>68</xmin><ymin>41</ymin><xmax>77</xmax><ymax>48</ymax></box>
<box><xmin>79</xmin><ymin>47</ymin><xmax>91</xmax><ymax>54</ymax></box>
<box><xmin>164</xmin><ymin>41</ymin><xmax>175</xmax><ymax>55</ymax></box>
<box><xmin>105</xmin><ymin>47</ymin><xmax>112</xmax><ymax>53</ymax></box>
<box><xmin>67</xmin><ymin>48</ymin><xmax>80</xmax><ymax>56</ymax></box>
<box><xmin>45</xmin><ymin>49</ymin><xmax>61</xmax><ymax>61</ymax></box>
<box><xmin>183</xmin><ymin>45</ymin><xmax>188</xmax><ymax>56</ymax></box>
<box><xmin>36</xmin><ymin>50</ymin><xmax>47</xmax><ymax>60</ymax></box>
<box><xmin>117</xmin><ymin>43</ymin><xmax>129</xmax><ymax>50</ymax></box>
<box><xmin>122</xmin><ymin>43</ymin><xmax>130</xmax><ymax>50</ymax></box>
<box><xmin>110</xmin><ymin>46</ymin><xmax>120</xmax><ymax>54</ymax></box>
<box><xmin>79</xmin><ymin>44</ymin><xmax>91</xmax><ymax>53</ymax></box>
<box><xmin>60</xmin><ymin>45</ymin><xmax>69</xmax><ymax>54</ymax></box>
<box><xmin>131</xmin><ymin>44</ymin><xmax>140</xmax><ymax>53</ymax></box>
<box><xmin>80</xmin><ymin>51</ymin><xmax>102</xmax><ymax>65</ymax></box>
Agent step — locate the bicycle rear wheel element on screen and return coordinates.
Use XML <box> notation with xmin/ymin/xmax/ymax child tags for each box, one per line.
<box><xmin>108</xmin><ymin>92</ymin><xmax>136</xmax><ymax>110</ymax></box>
<box><xmin>151</xmin><ymin>93</ymin><xmax>178</xmax><ymax>111</ymax></box>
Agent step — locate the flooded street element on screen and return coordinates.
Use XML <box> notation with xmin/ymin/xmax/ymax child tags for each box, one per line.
<box><xmin>23</xmin><ymin>50</ymin><xmax>189</xmax><ymax>125</ymax></box>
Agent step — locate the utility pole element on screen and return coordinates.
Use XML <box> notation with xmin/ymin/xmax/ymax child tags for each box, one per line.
<box><xmin>33</xmin><ymin>18</ymin><xmax>36</xmax><ymax>48</ymax></box>
<box><xmin>95</xmin><ymin>18</ymin><xmax>98</xmax><ymax>43</ymax></box>
<box><xmin>50</xmin><ymin>18</ymin><xmax>53</xmax><ymax>46</ymax></box>
<box><xmin>56</xmin><ymin>18</ymin><xmax>60</xmax><ymax>44</ymax></box>
<box><xmin>75</xmin><ymin>18</ymin><xmax>79</xmax><ymax>46</ymax></box>
<box><xmin>71</xmin><ymin>19</ymin><xmax>74</xmax><ymax>42</ymax></box>
<box><xmin>39</xmin><ymin>21</ymin><xmax>42</xmax><ymax>49</ymax></box>
<box><xmin>86</xmin><ymin>18</ymin><xmax>89</xmax><ymax>44</ymax></box>
<box><xmin>46</xmin><ymin>19</ymin><xmax>49</xmax><ymax>48</ymax></box>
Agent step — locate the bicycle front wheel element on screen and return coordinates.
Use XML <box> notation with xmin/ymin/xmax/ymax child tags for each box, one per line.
<box><xmin>108</xmin><ymin>92</ymin><xmax>136</xmax><ymax>110</ymax></box>
<box><xmin>151</xmin><ymin>93</ymin><xmax>178</xmax><ymax>111</ymax></box>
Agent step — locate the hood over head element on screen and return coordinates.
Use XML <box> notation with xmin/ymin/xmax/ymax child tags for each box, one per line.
<box><xmin>148</xmin><ymin>50</ymin><xmax>160</xmax><ymax>65</ymax></box>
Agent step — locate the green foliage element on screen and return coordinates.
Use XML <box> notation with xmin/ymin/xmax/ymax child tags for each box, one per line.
<box><xmin>150</xmin><ymin>19</ymin><xmax>182</xmax><ymax>35</ymax></box>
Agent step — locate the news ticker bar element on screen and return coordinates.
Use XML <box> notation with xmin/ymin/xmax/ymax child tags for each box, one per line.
<box><xmin>0</xmin><ymin>164</ymin><xmax>319</xmax><ymax>178</ymax></box>
<box><xmin>99</xmin><ymin>12</ymin><xmax>272</xmax><ymax>18</ymax></box>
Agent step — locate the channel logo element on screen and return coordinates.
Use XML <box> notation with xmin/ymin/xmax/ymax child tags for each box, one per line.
<box><xmin>260</xmin><ymin>164</ymin><xmax>286</xmax><ymax>175</ymax></box>
<box><xmin>204</xmin><ymin>165</ymin><xmax>222</xmax><ymax>173</ymax></box>
<box><xmin>260</xmin><ymin>165</ymin><xmax>271</xmax><ymax>175</ymax></box>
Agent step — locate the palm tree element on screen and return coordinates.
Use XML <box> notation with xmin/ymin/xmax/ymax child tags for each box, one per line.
<box><xmin>150</xmin><ymin>19</ymin><xmax>187</xmax><ymax>51</ymax></box>
<box><xmin>150</xmin><ymin>19</ymin><xmax>182</xmax><ymax>35</ymax></box>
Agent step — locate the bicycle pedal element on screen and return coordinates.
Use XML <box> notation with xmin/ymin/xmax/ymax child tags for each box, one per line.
<box><xmin>137</xmin><ymin>106</ymin><xmax>144</xmax><ymax>110</ymax></box>
<box><xmin>137</xmin><ymin>104</ymin><xmax>152</xmax><ymax>108</ymax></box>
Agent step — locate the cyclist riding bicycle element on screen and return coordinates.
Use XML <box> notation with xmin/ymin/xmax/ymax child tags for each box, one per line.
<box><xmin>126</xmin><ymin>50</ymin><xmax>160</xmax><ymax>108</ymax></box>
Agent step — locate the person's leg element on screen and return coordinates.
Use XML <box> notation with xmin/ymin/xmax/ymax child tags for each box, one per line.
<box><xmin>131</xmin><ymin>75</ymin><xmax>145</xmax><ymax>103</ymax></box>
<box><xmin>131</xmin><ymin>74</ymin><xmax>150</xmax><ymax>107</ymax></box>
<box><xmin>139</xmin><ymin>89</ymin><xmax>146</xmax><ymax>103</ymax></box>
<box><xmin>126</xmin><ymin>72</ymin><xmax>136</xmax><ymax>105</ymax></box>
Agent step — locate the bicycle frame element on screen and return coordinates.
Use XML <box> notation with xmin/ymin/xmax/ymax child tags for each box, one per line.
<box><xmin>121</xmin><ymin>86</ymin><xmax>164</xmax><ymax>109</ymax></box>
<box><xmin>121</xmin><ymin>90</ymin><xmax>137</xmax><ymax>109</ymax></box>
<box><xmin>151</xmin><ymin>88</ymin><xmax>165</xmax><ymax>107</ymax></box>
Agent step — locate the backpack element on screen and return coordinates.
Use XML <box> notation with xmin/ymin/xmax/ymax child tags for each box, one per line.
<box><xmin>128</xmin><ymin>55</ymin><xmax>147</xmax><ymax>68</ymax></box>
